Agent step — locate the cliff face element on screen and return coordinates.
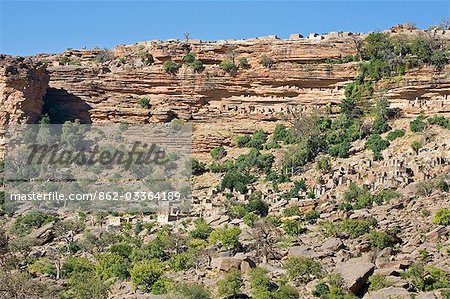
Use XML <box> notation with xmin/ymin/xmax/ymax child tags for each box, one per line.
<box><xmin>1</xmin><ymin>30</ymin><xmax>450</xmax><ymax>153</ymax></box>
<box><xmin>0</xmin><ymin>56</ymin><xmax>49</xmax><ymax>156</ymax></box>
<box><xmin>0</xmin><ymin>55</ymin><xmax>49</xmax><ymax>125</ymax></box>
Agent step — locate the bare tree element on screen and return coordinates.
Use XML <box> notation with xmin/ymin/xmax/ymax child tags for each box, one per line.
<box><xmin>438</xmin><ymin>17</ymin><xmax>450</xmax><ymax>30</ymax></box>
<box><xmin>351</xmin><ymin>36</ymin><xmax>364</xmax><ymax>61</ymax></box>
<box><xmin>290</xmin><ymin>110</ymin><xmax>322</xmax><ymax>139</ymax></box>
<box><xmin>248</xmin><ymin>219</ymin><xmax>282</xmax><ymax>263</ymax></box>
<box><xmin>55</xmin><ymin>219</ymin><xmax>85</xmax><ymax>253</ymax></box>
<box><xmin>184</xmin><ymin>32</ymin><xmax>191</xmax><ymax>43</ymax></box>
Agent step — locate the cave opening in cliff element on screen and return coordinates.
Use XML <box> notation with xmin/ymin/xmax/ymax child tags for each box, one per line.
<box><xmin>42</xmin><ymin>88</ymin><xmax>93</xmax><ymax>124</ymax></box>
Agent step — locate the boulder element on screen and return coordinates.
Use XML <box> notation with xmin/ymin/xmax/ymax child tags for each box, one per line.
<box><xmin>289</xmin><ymin>245</ymin><xmax>312</xmax><ymax>257</ymax></box>
<box><xmin>28</xmin><ymin>222</ymin><xmax>55</xmax><ymax>246</ymax></box>
<box><xmin>336</xmin><ymin>256</ymin><xmax>375</xmax><ymax>294</ymax></box>
<box><xmin>364</xmin><ymin>287</ymin><xmax>411</xmax><ymax>299</ymax></box>
<box><xmin>211</xmin><ymin>257</ymin><xmax>241</xmax><ymax>272</ymax></box>
<box><xmin>416</xmin><ymin>292</ymin><xmax>437</xmax><ymax>299</ymax></box>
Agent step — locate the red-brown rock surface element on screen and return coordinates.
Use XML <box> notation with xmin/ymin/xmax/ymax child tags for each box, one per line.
<box><xmin>1</xmin><ymin>31</ymin><xmax>450</xmax><ymax>153</ymax></box>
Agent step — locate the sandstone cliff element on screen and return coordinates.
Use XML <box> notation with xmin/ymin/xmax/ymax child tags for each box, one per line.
<box><xmin>1</xmin><ymin>29</ymin><xmax>450</xmax><ymax>154</ymax></box>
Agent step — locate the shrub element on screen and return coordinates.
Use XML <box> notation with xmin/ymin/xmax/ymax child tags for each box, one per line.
<box><xmin>182</xmin><ymin>52</ymin><xmax>196</xmax><ymax>64</ymax></box>
<box><xmin>283</xmin><ymin>206</ymin><xmax>303</xmax><ymax>217</ymax></box>
<box><xmin>246</xmin><ymin>197</ymin><xmax>269</xmax><ymax>216</ymax></box>
<box><xmin>283</xmin><ymin>219</ymin><xmax>305</xmax><ymax>236</ymax></box>
<box><xmin>433</xmin><ymin>208</ymin><xmax>450</xmax><ymax>226</ymax></box>
<box><xmin>410</xmin><ymin>115</ymin><xmax>427</xmax><ymax>132</ymax></box>
<box><xmin>168</xmin><ymin>252</ymin><xmax>193</xmax><ymax>271</ymax></box>
<box><xmin>11</xmin><ymin>211</ymin><xmax>57</xmax><ymax>236</ymax></box>
<box><xmin>428</xmin><ymin>116</ymin><xmax>450</xmax><ymax>129</ymax></box>
<box><xmin>401</xmin><ymin>262</ymin><xmax>450</xmax><ymax>291</ymax></box>
<box><xmin>61</xmin><ymin>256</ymin><xmax>95</xmax><ymax>279</ymax></box>
<box><xmin>63</xmin><ymin>272</ymin><xmax>109</xmax><ymax>299</ymax></box>
<box><xmin>109</xmin><ymin>242</ymin><xmax>133</xmax><ymax>258</ymax></box>
<box><xmin>284</xmin><ymin>256</ymin><xmax>324</xmax><ymax>283</ymax></box>
<box><xmin>163</xmin><ymin>61</ymin><xmax>181</xmax><ymax>75</ymax></box>
<box><xmin>316</xmin><ymin>155</ymin><xmax>332</xmax><ymax>173</ymax></box>
<box><xmin>373</xmin><ymin>188</ymin><xmax>400</xmax><ymax>205</ymax></box>
<box><xmin>438</xmin><ymin>179</ymin><xmax>449</xmax><ymax>192</ymax></box>
<box><xmin>368</xmin><ymin>274</ymin><xmax>394</xmax><ymax>291</ymax></box>
<box><xmin>217</xmin><ymin>269</ymin><xmax>243</xmax><ymax>298</ymax></box>
<box><xmin>431</xmin><ymin>49</ymin><xmax>448</xmax><ymax>70</ymax></box>
<box><xmin>250</xmin><ymin>267</ymin><xmax>271</xmax><ymax>293</ymax></box>
<box><xmin>190</xmin><ymin>218</ymin><xmax>212</xmax><ymax>240</ymax></box>
<box><xmin>210</xmin><ymin>146</ymin><xmax>227</xmax><ymax>160</ymax></box>
<box><xmin>28</xmin><ymin>257</ymin><xmax>57</xmax><ymax>278</ymax></box>
<box><xmin>319</xmin><ymin>218</ymin><xmax>376</xmax><ymax>239</ymax></box>
<box><xmin>94</xmin><ymin>50</ymin><xmax>114</xmax><ymax>64</ymax></box>
<box><xmin>236</xmin><ymin>135</ymin><xmax>251</xmax><ymax>147</ymax></box>
<box><xmin>386</xmin><ymin>129</ymin><xmax>405</xmax><ymax>141</ymax></box>
<box><xmin>239</xmin><ymin>57</ymin><xmax>250</xmax><ymax>69</ymax></box>
<box><xmin>151</xmin><ymin>277</ymin><xmax>172</xmax><ymax>295</ymax></box>
<box><xmin>305</xmin><ymin>210</ymin><xmax>321</xmax><ymax>223</ymax></box>
<box><xmin>221</xmin><ymin>171</ymin><xmax>255</xmax><ymax>194</ymax></box>
<box><xmin>219</xmin><ymin>59</ymin><xmax>237</xmax><ymax>74</ymax></box>
<box><xmin>411</xmin><ymin>140</ymin><xmax>423</xmax><ymax>154</ymax></box>
<box><xmin>247</xmin><ymin>130</ymin><xmax>268</xmax><ymax>149</ymax></box>
<box><xmin>139</xmin><ymin>97</ymin><xmax>150</xmax><ymax>108</ymax></box>
<box><xmin>365</xmin><ymin>134</ymin><xmax>390</xmax><ymax>160</ymax></box>
<box><xmin>96</xmin><ymin>253</ymin><xmax>130</xmax><ymax>280</ymax></box>
<box><xmin>369</xmin><ymin>231</ymin><xmax>396</xmax><ymax>249</ymax></box>
<box><xmin>209</xmin><ymin>225</ymin><xmax>241</xmax><ymax>252</ymax></box>
<box><xmin>360</xmin><ymin>59</ymin><xmax>391</xmax><ymax>81</ymax></box>
<box><xmin>260</xmin><ymin>55</ymin><xmax>274</xmax><ymax>68</ymax></box>
<box><xmin>171</xmin><ymin>283</ymin><xmax>211</xmax><ymax>299</ymax></box>
<box><xmin>130</xmin><ymin>260</ymin><xmax>163</xmax><ymax>293</ymax></box>
<box><xmin>372</xmin><ymin>116</ymin><xmax>391</xmax><ymax>134</ymax></box>
<box><xmin>410</xmin><ymin>36</ymin><xmax>432</xmax><ymax>63</ymax></box>
<box><xmin>189</xmin><ymin>59</ymin><xmax>204</xmax><ymax>72</ymax></box>
<box><xmin>192</xmin><ymin>159</ymin><xmax>206</xmax><ymax>175</ymax></box>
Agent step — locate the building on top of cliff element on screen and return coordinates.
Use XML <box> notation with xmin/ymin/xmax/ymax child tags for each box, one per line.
<box><xmin>289</xmin><ymin>33</ymin><xmax>304</xmax><ymax>40</ymax></box>
<box><xmin>308</xmin><ymin>33</ymin><xmax>324</xmax><ymax>40</ymax></box>
<box><xmin>257</xmin><ymin>35</ymin><xmax>280</xmax><ymax>40</ymax></box>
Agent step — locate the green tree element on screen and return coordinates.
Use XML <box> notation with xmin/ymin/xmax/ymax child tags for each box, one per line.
<box><xmin>182</xmin><ymin>52</ymin><xmax>196</xmax><ymax>64</ymax></box>
<box><xmin>433</xmin><ymin>208</ymin><xmax>450</xmax><ymax>226</ymax></box>
<box><xmin>316</xmin><ymin>155</ymin><xmax>332</xmax><ymax>173</ymax></box>
<box><xmin>210</xmin><ymin>146</ymin><xmax>227</xmax><ymax>160</ymax></box>
<box><xmin>410</xmin><ymin>115</ymin><xmax>427</xmax><ymax>132</ymax></box>
<box><xmin>130</xmin><ymin>260</ymin><xmax>163</xmax><ymax>293</ymax></box>
<box><xmin>192</xmin><ymin>159</ymin><xmax>206</xmax><ymax>175</ymax></box>
<box><xmin>284</xmin><ymin>256</ymin><xmax>324</xmax><ymax>283</ymax></box>
<box><xmin>217</xmin><ymin>269</ymin><xmax>244</xmax><ymax>299</ymax></box>
<box><xmin>61</xmin><ymin>256</ymin><xmax>95</xmax><ymax>279</ymax></box>
<box><xmin>209</xmin><ymin>225</ymin><xmax>241</xmax><ymax>252</ymax></box>
<box><xmin>219</xmin><ymin>59</ymin><xmax>237</xmax><ymax>75</ymax></box>
<box><xmin>62</xmin><ymin>272</ymin><xmax>109</xmax><ymax>299</ymax></box>
<box><xmin>431</xmin><ymin>49</ymin><xmax>448</xmax><ymax>70</ymax></box>
<box><xmin>189</xmin><ymin>218</ymin><xmax>212</xmax><ymax>240</ymax></box>
<box><xmin>369</xmin><ymin>231</ymin><xmax>396</xmax><ymax>249</ymax></box>
<box><xmin>169</xmin><ymin>283</ymin><xmax>211</xmax><ymax>299</ymax></box>
<box><xmin>221</xmin><ymin>171</ymin><xmax>255</xmax><ymax>194</ymax></box>
<box><xmin>411</xmin><ymin>140</ymin><xmax>423</xmax><ymax>154</ymax></box>
<box><xmin>163</xmin><ymin>61</ymin><xmax>181</xmax><ymax>75</ymax></box>
<box><xmin>410</xmin><ymin>36</ymin><xmax>432</xmax><ymax>63</ymax></box>
<box><xmin>96</xmin><ymin>253</ymin><xmax>130</xmax><ymax>280</ymax></box>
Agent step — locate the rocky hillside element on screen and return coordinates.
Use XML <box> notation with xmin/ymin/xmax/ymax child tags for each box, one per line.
<box><xmin>0</xmin><ymin>25</ymin><xmax>450</xmax><ymax>299</ymax></box>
